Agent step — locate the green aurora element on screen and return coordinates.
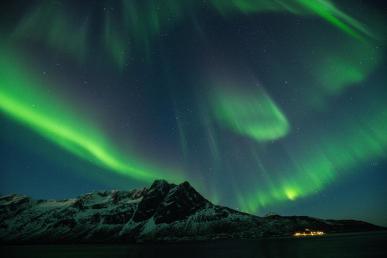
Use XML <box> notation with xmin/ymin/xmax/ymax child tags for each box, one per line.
<box><xmin>239</xmin><ymin>100</ymin><xmax>387</xmax><ymax>212</ymax></box>
<box><xmin>0</xmin><ymin>49</ymin><xmax>182</xmax><ymax>183</ymax></box>
<box><xmin>212</xmin><ymin>87</ymin><xmax>289</xmax><ymax>142</ymax></box>
<box><xmin>0</xmin><ymin>0</ymin><xmax>386</xmax><ymax>221</ymax></box>
<box><xmin>10</xmin><ymin>0</ymin><xmax>377</xmax><ymax>68</ymax></box>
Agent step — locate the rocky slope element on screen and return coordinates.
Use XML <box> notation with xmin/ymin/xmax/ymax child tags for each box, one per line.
<box><xmin>0</xmin><ymin>180</ymin><xmax>383</xmax><ymax>243</ymax></box>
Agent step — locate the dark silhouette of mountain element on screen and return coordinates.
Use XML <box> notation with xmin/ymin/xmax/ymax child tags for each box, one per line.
<box><xmin>0</xmin><ymin>180</ymin><xmax>384</xmax><ymax>243</ymax></box>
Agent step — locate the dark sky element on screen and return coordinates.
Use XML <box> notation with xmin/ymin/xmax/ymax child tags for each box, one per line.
<box><xmin>1</xmin><ymin>0</ymin><xmax>387</xmax><ymax>226</ymax></box>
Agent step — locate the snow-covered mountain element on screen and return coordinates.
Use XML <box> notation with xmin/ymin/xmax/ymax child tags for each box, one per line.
<box><xmin>0</xmin><ymin>180</ymin><xmax>383</xmax><ymax>243</ymax></box>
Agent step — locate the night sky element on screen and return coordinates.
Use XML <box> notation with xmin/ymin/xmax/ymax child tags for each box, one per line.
<box><xmin>1</xmin><ymin>0</ymin><xmax>387</xmax><ymax>226</ymax></box>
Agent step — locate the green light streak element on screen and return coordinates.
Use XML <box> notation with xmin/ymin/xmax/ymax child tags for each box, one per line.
<box><xmin>12</xmin><ymin>2</ymin><xmax>88</xmax><ymax>63</ymax></box>
<box><xmin>240</xmin><ymin>101</ymin><xmax>387</xmax><ymax>213</ymax></box>
<box><xmin>176</xmin><ymin>116</ymin><xmax>189</xmax><ymax>161</ymax></box>
<box><xmin>2</xmin><ymin>0</ymin><xmax>385</xmax><ymax>215</ymax></box>
<box><xmin>8</xmin><ymin>0</ymin><xmax>373</xmax><ymax>68</ymax></box>
<box><xmin>107</xmin><ymin>0</ymin><xmax>194</xmax><ymax>66</ymax></box>
<box><xmin>294</xmin><ymin>0</ymin><xmax>370</xmax><ymax>40</ymax></box>
<box><xmin>104</xmin><ymin>11</ymin><xmax>127</xmax><ymax>69</ymax></box>
<box><xmin>212</xmin><ymin>87</ymin><xmax>289</xmax><ymax>142</ymax></box>
<box><xmin>210</xmin><ymin>0</ymin><xmax>373</xmax><ymax>40</ymax></box>
<box><xmin>0</xmin><ymin>50</ymin><xmax>182</xmax><ymax>183</ymax></box>
<box><xmin>307</xmin><ymin>41</ymin><xmax>381</xmax><ymax>107</ymax></box>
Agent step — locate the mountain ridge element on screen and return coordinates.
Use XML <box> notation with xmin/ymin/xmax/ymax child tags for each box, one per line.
<box><xmin>0</xmin><ymin>180</ymin><xmax>384</xmax><ymax>243</ymax></box>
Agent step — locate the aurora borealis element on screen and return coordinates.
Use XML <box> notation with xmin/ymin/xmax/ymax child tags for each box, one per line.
<box><xmin>211</xmin><ymin>85</ymin><xmax>289</xmax><ymax>142</ymax></box>
<box><xmin>1</xmin><ymin>0</ymin><xmax>386</xmax><ymax>226</ymax></box>
<box><xmin>0</xmin><ymin>49</ymin><xmax>182</xmax><ymax>183</ymax></box>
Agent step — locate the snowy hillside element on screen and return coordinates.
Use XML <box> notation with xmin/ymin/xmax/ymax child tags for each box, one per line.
<box><xmin>0</xmin><ymin>180</ymin><xmax>383</xmax><ymax>243</ymax></box>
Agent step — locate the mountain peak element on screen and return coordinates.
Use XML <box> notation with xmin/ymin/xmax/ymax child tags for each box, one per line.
<box><xmin>178</xmin><ymin>180</ymin><xmax>192</xmax><ymax>188</ymax></box>
<box><xmin>152</xmin><ymin>180</ymin><xmax>210</xmax><ymax>224</ymax></box>
<box><xmin>0</xmin><ymin>180</ymin><xmax>384</xmax><ymax>243</ymax></box>
<box><xmin>132</xmin><ymin>180</ymin><xmax>174</xmax><ymax>222</ymax></box>
<box><xmin>149</xmin><ymin>179</ymin><xmax>175</xmax><ymax>191</ymax></box>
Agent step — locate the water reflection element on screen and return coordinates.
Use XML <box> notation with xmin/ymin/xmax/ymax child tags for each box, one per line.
<box><xmin>1</xmin><ymin>232</ymin><xmax>386</xmax><ymax>258</ymax></box>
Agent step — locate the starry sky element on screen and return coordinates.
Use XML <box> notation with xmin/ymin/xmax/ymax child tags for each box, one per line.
<box><xmin>1</xmin><ymin>0</ymin><xmax>387</xmax><ymax>226</ymax></box>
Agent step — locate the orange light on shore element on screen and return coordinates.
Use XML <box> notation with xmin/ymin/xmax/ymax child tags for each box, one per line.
<box><xmin>293</xmin><ymin>231</ymin><xmax>325</xmax><ymax>237</ymax></box>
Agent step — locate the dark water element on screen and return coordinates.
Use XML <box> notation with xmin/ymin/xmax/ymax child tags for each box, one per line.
<box><xmin>1</xmin><ymin>232</ymin><xmax>386</xmax><ymax>258</ymax></box>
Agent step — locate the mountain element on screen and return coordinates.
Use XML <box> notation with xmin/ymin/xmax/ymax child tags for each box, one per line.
<box><xmin>0</xmin><ymin>180</ymin><xmax>383</xmax><ymax>243</ymax></box>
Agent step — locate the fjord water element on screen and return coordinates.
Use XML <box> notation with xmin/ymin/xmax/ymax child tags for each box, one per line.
<box><xmin>1</xmin><ymin>232</ymin><xmax>386</xmax><ymax>258</ymax></box>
